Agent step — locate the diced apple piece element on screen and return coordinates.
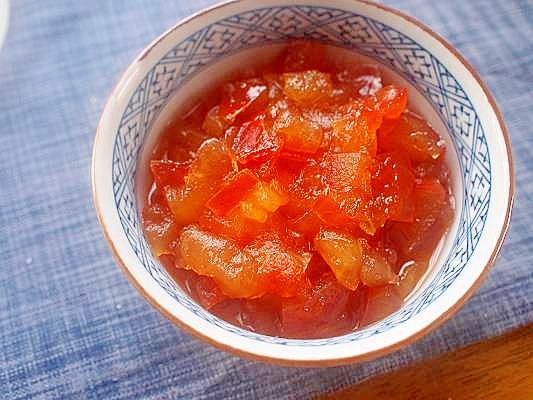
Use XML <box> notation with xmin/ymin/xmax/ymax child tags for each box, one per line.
<box><xmin>313</xmin><ymin>191</ymin><xmax>372</xmax><ymax>234</ymax></box>
<box><xmin>178</xmin><ymin>226</ymin><xmax>310</xmax><ymax>299</ymax></box>
<box><xmin>330</xmin><ymin>104</ymin><xmax>381</xmax><ymax>154</ymax></box>
<box><xmin>286</xmin><ymin>211</ymin><xmax>323</xmax><ymax>239</ymax></box>
<box><xmin>378</xmin><ymin>111</ymin><xmax>446</xmax><ymax>164</ymax></box>
<box><xmin>250</xmin><ymin>179</ymin><xmax>289</xmax><ymax>212</ymax></box>
<box><xmin>239</xmin><ymin>179</ymin><xmax>289</xmax><ymax>223</ymax></box>
<box><xmin>409</xmin><ymin>131</ymin><xmax>446</xmax><ymax>162</ymax></box>
<box><xmin>263</xmin><ymin>73</ymin><xmax>285</xmax><ymax>101</ymax></box>
<box><xmin>201</xmin><ymin>80</ymin><xmax>268</xmax><ymax>137</ymax></box>
<box><xmin>314</xmin><ymin>230</ymin><xmax>363</xmax><ymax>290</ymax></box>
<box><xmin>206</xmin><ymin>169</ymin><xmax>259</xmax><ymax>216</ymax></box>
<box><xmin>362</xmin><ymin>285</ymin><xmax>403</xmax><ymax>326</ymax></box>
<box><xmin>239</xmin><ymin>200</ymin><xmax>269</xmax><ymax>224</ymax></box>
<box><xmin>313</xmin><ymin>193</ymin><xmax>350</xmax><ymax>225</ymax></box>
<box><xmin>170</xmin><ymin>268</ymin><xmax>227</xmax><ymax>310</ymax></box>
<box><xmin>202</xmin><ymin>106</ymin><xmax>227</xmax><ymax>137</ymax></box>
<box><xmin>414</xmin><ymin>159</ymin><xmax>451</xmax><ymax>183</ymax></box>
<box><xmin>246</xmin><ymin>232</ymin><xmax>311</xmax><ymax>298</ymax></box>
<box><xmin>335</xmin><ymin>64</ymin><xmax>383</xmax><ymax>97</ymax></box>
<box><xmin>198</xmin><ymin>208</ymin><xmax>264</xmax><ymax>244</ymax></box>
<box><xmin>321</xmin><ymin>151</ymin><xmax>373</xmax><ymax>193</ymax></box>
<box><xmin>371</xmin><ymin>152</ymin><xmax>415</xmax><ymax>227</ymax></box>
<box><xmin>141</xmin><ymin>201</ymin><xmax>179</xmax><ymax>256</ymax></box>
<box><xmin>230</xmin><ymin>118</ymin><xmax>283</xmax><ymax>165</ymax></box>
<box><xmin>283</xmin><ymin>70</ymin><xmax>333</xmax><ymax>105</ymax></box>
<box><xmin>394</xmin><ymin>260</ymin><xmax>428</xmax><ymax>299</ymax></box>
<box><xmin>178</xmin><ymin>226</ymin><xmax>262</xmax><ymax>298</ymax></box>
<box><xmin>388</xmin><ymin>178</ymin><xmax>453</xmax><ymax>258</ymax></box>
<box><xmin>318</xmin><ymin>152</ymin><xmax>373</xmax><ymax>232</ymax></box>
<box><xmin>165</xmin><ymin>138</ymin><xmax>233</xmax><ymax>226</ymax></box>
<box><xmin>281</xmin><ymin>273</ymin><xmax>365</xmax><ymax>338</ymax></box>
<box><xmin>275</xmin><ymin>113</ymin><xmax>323</xmax><ymax>155</ymax></box>
<box><xmin>164</xmin><ymin>122</ymin><xmax>211</xmax><ymax>162</ymax></box>
<box><xmin>282</xmin><ymin>41</ymin><xmax>329</xmax><ymax>72</ymax></box>
<box><xmin>218</xmin><ymin>78</ymin><xmax>268</xmax><ymax>124</ymax></box>
<box><xmin>281</xmin><ymin>160</ymin><xmax>323</xmax><ymax>218</ymax></box>
<box><xmin>359</xmin><ymin>239</ymin><xmax>399</xmax><ymax>287</ymax></box>
<box><xmin>302</xmin><ymin>107</ymin><xmax>343</xmax><ymax>131</ymax></box>
<box><xmin>210</xmin><ymin>296</ymin><xmax>282</xmax><ymax>337</ymax></box>
<box><xmin>150</xmin><ymin>159</ymin><xmax>189</xmax><ymax>189</ymax></box>
<box><xmin>368</xmin><ymin>84</ymin><xmax>408</xmax><ymax>119</ymax></box>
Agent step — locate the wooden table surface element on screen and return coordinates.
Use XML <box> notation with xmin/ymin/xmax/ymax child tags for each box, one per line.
<box><xmin>319</xmin><ymin>323</ymin><xmax>533</xmax><ymax>400</ymax></box>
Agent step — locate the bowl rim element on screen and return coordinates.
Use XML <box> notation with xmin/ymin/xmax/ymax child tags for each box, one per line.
<box><xmin>91</xmin><ymin>0</ymin><xmax>515</xmax><ymax>367</ymax></box>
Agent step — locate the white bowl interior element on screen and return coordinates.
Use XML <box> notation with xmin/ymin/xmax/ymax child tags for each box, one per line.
<box><xmin>93</xmin><ymin>0</ymin><xmax>512</xmax><ymax>364</ymax></box>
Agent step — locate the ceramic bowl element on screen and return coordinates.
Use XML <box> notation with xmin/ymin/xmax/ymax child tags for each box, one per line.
<box><xmin>92</xmin><ymin>0</ymin><xmax>514</xmax><ymax>366</ymax></box>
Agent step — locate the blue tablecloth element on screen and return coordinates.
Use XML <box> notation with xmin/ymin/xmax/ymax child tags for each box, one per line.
<box><xmin>0</xmin><ymin>0</ymin><xmax>531</xmax><ymax>398</ymax></box>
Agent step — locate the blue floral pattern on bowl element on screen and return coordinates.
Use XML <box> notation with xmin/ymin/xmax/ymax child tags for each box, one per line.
<box><xmin>111</xmin><ymin>5</ymin><xmax>490</xmax><ymax>344</ymax></box>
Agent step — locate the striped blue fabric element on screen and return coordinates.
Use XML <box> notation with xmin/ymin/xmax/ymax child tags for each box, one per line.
<box><xmin>0</xmin><ymin>0</ymin><xmax>530</xmax><ymax>398</ymax></box>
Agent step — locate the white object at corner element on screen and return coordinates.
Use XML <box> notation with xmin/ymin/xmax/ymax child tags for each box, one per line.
<box><xmin>0</xmin><ymin>0</ymin><xmax>9</xmax><ymax>52</ymax></box>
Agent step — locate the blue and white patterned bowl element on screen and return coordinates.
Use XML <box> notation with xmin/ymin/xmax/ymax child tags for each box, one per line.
<box><xmin>92</xmin><ymin>0</ymin><xmax>514</xmax><ymax>366</ymax></box>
